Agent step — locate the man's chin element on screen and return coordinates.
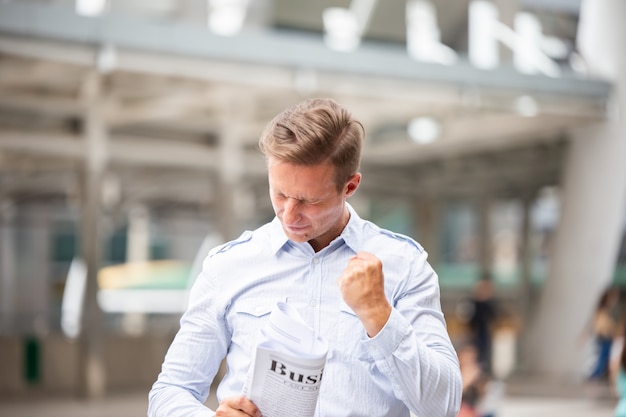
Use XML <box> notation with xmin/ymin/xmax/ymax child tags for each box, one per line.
<box><xmin>284</xmin><ymin>230</ymin><xmax>309</xmax><ymax>243</ymax></box>
<box><xmin>287</xmin><ymin>235</ymin><xmax>308</xmax><ymax>243</ymax></box>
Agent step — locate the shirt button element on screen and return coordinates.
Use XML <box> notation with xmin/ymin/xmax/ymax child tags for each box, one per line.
<box><xmin>312</xmin><ymin>257</ymin><xmax>320</xmax><ymax>264</ymax></box>
<box><xmin>309</xmin><ymin>299</ymin><xmax>318</xmax><ymax>307</ymax></box>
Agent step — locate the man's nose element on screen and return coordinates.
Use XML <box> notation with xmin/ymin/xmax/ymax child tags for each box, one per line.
<box><xmin>282</xmin><ymin>198</ymin><xmax>300</xmax><ymax>223</ymax></box>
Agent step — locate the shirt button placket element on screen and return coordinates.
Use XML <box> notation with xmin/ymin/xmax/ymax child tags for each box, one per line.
<box><xmin>310</xmin><ymin>256</ymin><xmax>321</xmax><ymax>329</ymax></box>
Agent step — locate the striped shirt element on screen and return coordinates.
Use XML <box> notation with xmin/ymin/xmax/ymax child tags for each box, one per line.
<box><xmin>149</xmin><ymin>204</ymin><xmax>461</xmax><ymax>417</ymax></box>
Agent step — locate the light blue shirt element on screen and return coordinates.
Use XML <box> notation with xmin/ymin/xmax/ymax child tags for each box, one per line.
<box><xmin>148</xmin><ymin>204</ymin><xmax>462</xmax><ymax>417</ymax></box>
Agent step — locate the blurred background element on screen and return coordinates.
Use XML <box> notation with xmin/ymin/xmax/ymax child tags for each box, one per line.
<box><xmin>0</xmin><ymin>0</ymin><xmax>624</xmax><ymax>416</ymax></box>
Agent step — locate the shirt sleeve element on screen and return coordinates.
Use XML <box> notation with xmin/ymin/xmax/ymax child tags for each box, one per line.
<box><xmin>362</xmin><ymin>249</ymin><xmax>463</xmax><ymax>417</ymax></box>
<box><xmin>148</xmin><ymin>268</ymin><xmax>227</xmax><ymax>417</ymax></box>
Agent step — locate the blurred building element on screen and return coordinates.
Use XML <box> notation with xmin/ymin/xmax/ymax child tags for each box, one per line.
<box><xmin>0</xmin><ymin>0</ymin><xmax>624</xmax><ymax>398</ymax></box>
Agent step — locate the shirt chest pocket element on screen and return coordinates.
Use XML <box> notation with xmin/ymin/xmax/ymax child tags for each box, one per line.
<box><xmin>327</xmin><ymin>302</ymin><xmax>369</xmax><ymax>361</ymax></box>
<box><xmin>229</xmin><ymin>298</ymin><xmax>281</xmax><ymax>352</ymax></box>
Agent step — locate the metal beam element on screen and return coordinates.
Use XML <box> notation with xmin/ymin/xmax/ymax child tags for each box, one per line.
<box><xmin>363</xmin><ymin>112</ymin><xmax>592</xmax><ymax>165</ymax></box>
<box><xmin>0</xmin><ymin>93</ymin><xmax>83</xmax><ymax>118</ymax></box>
<box><xmin>0</xmin><ymin>129</ymin><xmax>267</xmax><ymax>174</ymax></box>
<box><xmin>0</xmin><ymin>1</ymin><xmax>612</xmax><ymax>101</ymax></box>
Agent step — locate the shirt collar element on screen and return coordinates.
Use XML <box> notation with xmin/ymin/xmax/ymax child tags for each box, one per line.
<box><xmin>267</xmin><ymin>202</ymin><xmax>364</xmax><ymax>255</ymax></box>
<box><xmin>340</xmin><ymin>203</ymin><xmax>364</xmax><ymax>254</ymax></box>
<box><xmin>268</xmin><ymin>216</ymin><xmax>290</xmax><ymax>254</ymax></box>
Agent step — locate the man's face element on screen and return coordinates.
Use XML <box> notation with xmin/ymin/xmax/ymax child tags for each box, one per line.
<box><xmin>268</xmin><ymin>157</ymin><xmax>360</xmax><ymax>252</ymax></box>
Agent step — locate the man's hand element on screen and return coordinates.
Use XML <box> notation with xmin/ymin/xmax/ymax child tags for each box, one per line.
<box><xmin>216</xmin><ymin>395</ymin><xmax>261</xmax><ymax>417</ymax></box>
<box><xmin>337</xmin><ymin>251</ymin><xmax>392</xmax><ymax>337</ymax></box>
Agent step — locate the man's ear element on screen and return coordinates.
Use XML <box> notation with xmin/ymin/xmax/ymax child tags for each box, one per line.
<box><xmin>345</xmin><ymin>173</ymin><xmax>361</xmax><ymax>197</ymax></box>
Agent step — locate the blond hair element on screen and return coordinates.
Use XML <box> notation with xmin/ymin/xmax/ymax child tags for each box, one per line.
<box><xmin>258</xmin><ymin>98</ymin><xmax>364</xmax><ymax>191</ymax></box>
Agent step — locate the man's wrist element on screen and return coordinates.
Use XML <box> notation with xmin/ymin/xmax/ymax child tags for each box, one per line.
<box><xmin>359</xmin><ymin>303</ymin><xmax>392</xmax><ymax>337</ymax></box>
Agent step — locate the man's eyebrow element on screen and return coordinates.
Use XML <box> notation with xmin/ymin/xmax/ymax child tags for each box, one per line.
<box><xmin>276</xmin><ymin>191</ymin><xmax>321</xmax><ymax>203</ymax></box>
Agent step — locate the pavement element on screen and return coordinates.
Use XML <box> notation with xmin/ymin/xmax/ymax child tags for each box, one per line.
<box><xmin>0</xmin><ymin>380</ymin><xmax>616</xmax><ymax>417</ymax></box>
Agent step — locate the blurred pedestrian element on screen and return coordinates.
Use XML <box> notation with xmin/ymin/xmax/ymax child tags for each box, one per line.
<box><xmin>585</xmin><ymin>286</ymin><xmax>621</xmax><ymax>382</ymax></box>
<box><xmin>457</xmin><ymin>343</ymin><xmax>485</xmax><ymax>417</ymax></box>
<box><xmin>465</xmin><ymin>275</ymin><xmax>498</xmax><ymax>374</ymax></box>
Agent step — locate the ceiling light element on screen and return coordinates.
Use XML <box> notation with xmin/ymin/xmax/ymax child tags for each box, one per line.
<box><xmin>208</xmin><ymin>0</ymin><xmax>249</xmax><ymax>37</ymax></box>
<box><xmin>407</xmin><ymin>117</ymin><xmax>441</xmax><ymax>144</ymax></box>
<box><xmin>323</xmin><ymin>7</ymin><xmax>360</xmax><ymax>52</ymax></box>
<box><xmin>514</xmin><ymin>95</ymin><xmax>539</xmax><ymax>117</ymax></box>
<box><xmin>76</xmin><ymin>0</ymin><xmax>107</xmax><ymax>17</ymax></box>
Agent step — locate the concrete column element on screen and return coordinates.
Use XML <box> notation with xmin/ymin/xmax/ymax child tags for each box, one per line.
<box><xmin>123</xmin><ymin>203</ymin><xmax>150</xmax><ymax>335</ymax></box>
<box><xmin>518</xmin><ymin>193</ymin><xmax>533</xmax><ymax>322</ymax></box>
<box><xmin>29</xmin><ymin>206</ymin><xmax>51</xmax><ymax>335</ymax></box>
<box><xmin>78</xmin><ymin>71</ymin><xmax>108</xmax><ymax>398</ymax></box>
<box><xmin>413</xmin><ymin>196</ymin><xmax>441</xmax><ymax>267</ymax></box>
<box><xmin>515</xmin><ymin>192</ymin><xmax>534</xmax><ymax>372</ymax></box>
<box><xmin>478</xmin><ymin>195</ymin><xmax>493</xmax><ymax>279</ymax></box>
<box><xmin>126</xmin><ymin>203</ymin><xmax>150</xmax><ymax>263</ymax></box>
<box><xmin>217</xmin><ymin>99</ymin><xmax>253</xmax><ymax>241</ymax></box>
<box><xmin>0</xmin><ymin>200</ymin><xmax>16</xmax><ymax>333</ymax></box>
<box><xmin>527</xmin><ymin>0</ymin><xmax>626</xmax><ymax>380</ymax></box>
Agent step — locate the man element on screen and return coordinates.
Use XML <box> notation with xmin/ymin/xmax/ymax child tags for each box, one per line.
<box><xmin>148</xmin><ymin>98</ymin><xmax>461</xmax><ymax>417</ymax></box>
<box><xmin>466</xmin><ymin>276</ymin><xmax>497</xmax><ymax>374</ymax></box>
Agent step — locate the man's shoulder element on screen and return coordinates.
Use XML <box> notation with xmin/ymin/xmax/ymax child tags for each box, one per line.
<box><xmin>207</xmin><ymin>223</ymin><xmax>273</xmax><ymax>258</ymax></box>
<box><xmin>361</xmin><ymin>221</ymin><xmax>425</xmax><ymax>254</ymax></box>
<box><xmin>208</xmin><ymin>230</ymin><xmax>254</xmax><ymax>257</ymax></box>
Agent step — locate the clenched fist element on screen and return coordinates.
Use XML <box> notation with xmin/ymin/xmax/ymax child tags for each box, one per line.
<box><xmin>337</xmin><ymin>251</ymin><xmax>392</xmax><ymax>337</ymax></box>
<box><xmin>216</xmin><ymin>395</ymin><xmax>261</xmax><ymax>417</ymax></box>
